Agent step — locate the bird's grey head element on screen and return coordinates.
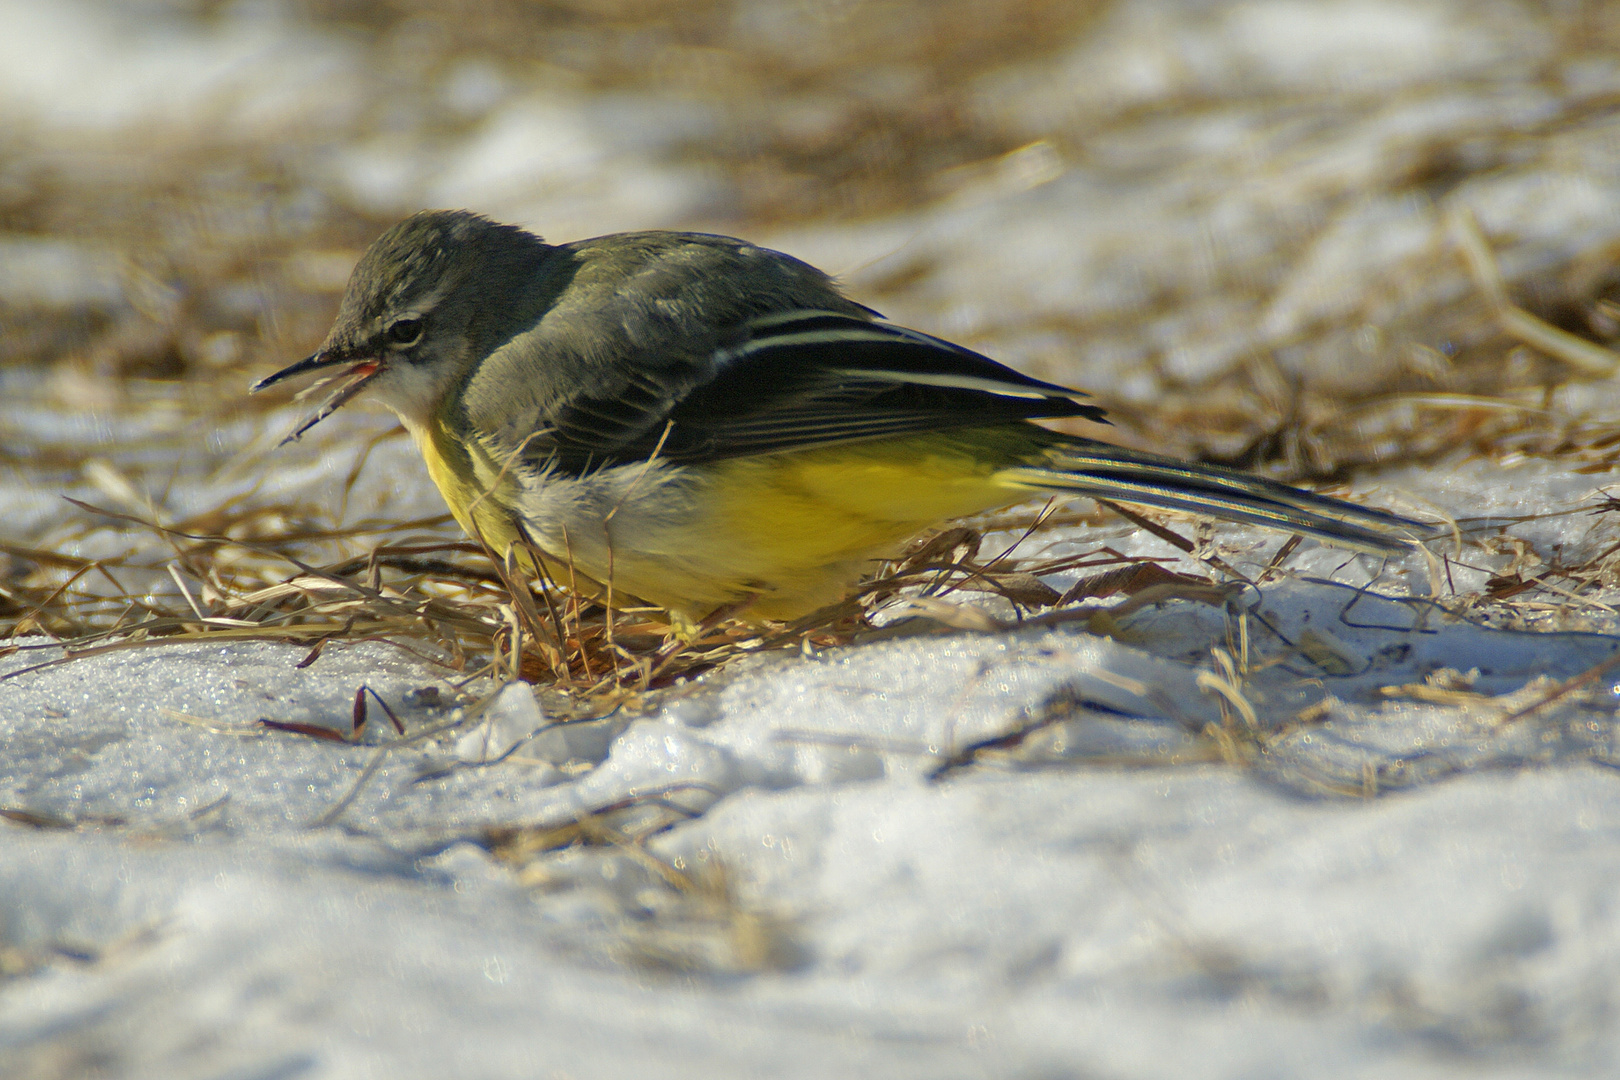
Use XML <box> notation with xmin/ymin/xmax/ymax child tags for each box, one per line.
<box><xmin>252</xmin><ymin>210</ymin><xmax>551</xmax><ymax>439</ymax></box>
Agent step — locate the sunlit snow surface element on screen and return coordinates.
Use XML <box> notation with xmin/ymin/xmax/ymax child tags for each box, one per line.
<box><xmin>6</xmin><ymin>436</ymin><xmax>1620</xmax><ymax>1077</ymax></box>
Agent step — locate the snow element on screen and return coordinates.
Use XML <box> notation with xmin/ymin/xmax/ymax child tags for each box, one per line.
<box><xmin>8</xmin><ymin>766</ymin><xmax>1619</xmax><ymax>1079</ymax></box>
<box><xmin>5</xmin><ymin>557</ymin><xmax>1620</xmax><ymax>1076</ymax></box>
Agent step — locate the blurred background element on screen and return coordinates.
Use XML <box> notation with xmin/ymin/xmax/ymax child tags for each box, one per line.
<box><xmin>5</xmin><ymin>0</ymin><xmax>1620</xmax><ymax>635</ymax></box>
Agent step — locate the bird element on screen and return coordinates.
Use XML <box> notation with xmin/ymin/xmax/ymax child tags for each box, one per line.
<box><xmin>252</xmin><ymin>210</ymin><xmax>1430</xmax><ymax>625</ymax></box>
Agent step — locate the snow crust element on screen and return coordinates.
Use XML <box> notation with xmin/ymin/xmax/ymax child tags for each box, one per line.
<box><xmin>5</xmin><ymin>559</ymin><xmax>1620</xmax><ymax>1077</ymax></box>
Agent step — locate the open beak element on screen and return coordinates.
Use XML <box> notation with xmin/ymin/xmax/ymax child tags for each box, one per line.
<box><xmin>251</xmin><ymin>350</ymin><xmax>385</xmax><ymax>444</ymax></box>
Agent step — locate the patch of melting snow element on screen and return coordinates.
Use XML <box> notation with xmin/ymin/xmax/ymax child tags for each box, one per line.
<box><xmin>3</xmin><ymin>560</ymin><xmax>1620</xmax><ymax>1075</ymax></box>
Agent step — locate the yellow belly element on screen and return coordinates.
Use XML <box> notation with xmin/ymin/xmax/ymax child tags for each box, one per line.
<box><xmin>683</xmin><ymin>437</ymin><xmax>1016</xmax><ymax>618</ymax></box>
<box><xmin>412</xmin><ymin>417</ymin><xmax>1043</xmax><ymax>622</ymax></box>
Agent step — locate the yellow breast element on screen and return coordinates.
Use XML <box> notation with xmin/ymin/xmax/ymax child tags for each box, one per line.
<box><xmin>407</xmin><ymin>416</ymin><xmax>1042</xmax><ymax>622</ymax></box>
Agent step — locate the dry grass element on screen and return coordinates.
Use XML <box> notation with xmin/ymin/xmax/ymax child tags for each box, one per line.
<box><xmin>0</xmin><ymin>462</ymin><xmax>1189</xmax><ymax>704</ymax></box>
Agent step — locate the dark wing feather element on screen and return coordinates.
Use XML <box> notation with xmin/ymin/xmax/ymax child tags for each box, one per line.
<box><xmin>542</xmin><ymin>311</ymin><xmax>1104</xmax><ymax>471</ymax></box>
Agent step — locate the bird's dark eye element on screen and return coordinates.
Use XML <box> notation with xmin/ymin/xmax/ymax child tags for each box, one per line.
<box><xmin>386</xmin><ymin>317</ymin><xmax>424</xmax><ymax>347</ymax></box>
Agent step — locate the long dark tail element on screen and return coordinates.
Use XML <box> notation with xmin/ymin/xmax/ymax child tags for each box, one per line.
<box><xmin>1000</xmin><ymin>437</ymin><xmax>1434</xmax><ymax>554</ymax></box>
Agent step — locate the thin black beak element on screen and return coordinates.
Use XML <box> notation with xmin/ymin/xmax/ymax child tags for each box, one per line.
<box><xmin>250</xmin><ymin>349</ymin><xmax>351</xmax><ymax>393</ymax></box>
<box><xmin>251</xmin><ymin>347</ymin><xmax>387</xmax><ymax>444</ymax></box>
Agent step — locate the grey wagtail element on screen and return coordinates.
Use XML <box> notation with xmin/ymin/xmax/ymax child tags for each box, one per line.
<box><xmin>252</xmin><ymin>210</ymin><xmax>1431</xmax><ymax>623</ymax></box>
